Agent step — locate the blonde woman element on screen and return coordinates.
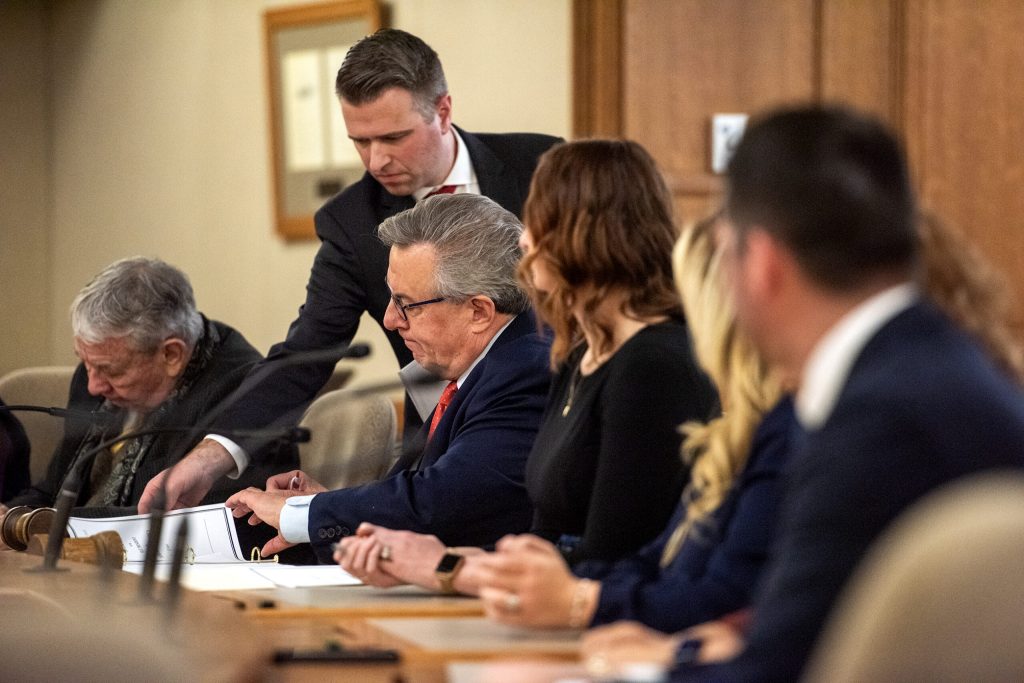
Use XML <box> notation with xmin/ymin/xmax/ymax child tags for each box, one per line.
<box><xmin>471</xmin><ymin>216</ymin><xmax>796</xmax><ymax>632</ymax></box>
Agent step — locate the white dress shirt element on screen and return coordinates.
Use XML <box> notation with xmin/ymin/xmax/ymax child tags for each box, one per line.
<box><xmin>796</xmin><ymin>283</ymin><xmax>918</xmax><ymax>430</ymax></box>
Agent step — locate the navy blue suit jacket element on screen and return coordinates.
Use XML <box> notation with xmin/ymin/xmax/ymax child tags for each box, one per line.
<box><xmin>216</xmin><ymin>129</ymin><xmax>561</xmax><ymax>449</ymax></box>
<box><xmin>576</xmin><ymin>397</ymin><xmax>794</xmax><ymax>633</ymax></box>
<box><xmin>306</xmin><ymin>312</ymin><xmax>550</xmax><ymax>562</ymax></box>
<box><xmin>675</xmin><ymin>301</ymin><xmax>1024</xmax><ymax>682</ymax></box>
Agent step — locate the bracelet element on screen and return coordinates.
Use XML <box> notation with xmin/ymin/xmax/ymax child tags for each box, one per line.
<box><xmin>568</xmin><ymin>578</ymin><xmax>595</xmax><ymax>629</ymax></box>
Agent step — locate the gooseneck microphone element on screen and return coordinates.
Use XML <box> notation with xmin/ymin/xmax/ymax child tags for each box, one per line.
<box><xmin>1</xmin><ymin>404</ymin><xmax>119</xmax><ymax>429</ymax></box>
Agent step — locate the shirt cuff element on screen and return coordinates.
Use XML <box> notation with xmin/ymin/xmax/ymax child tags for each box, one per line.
<box><xmin>204</xmin><ymin>434</ymin><xmax>249</xmax><ymax>479</ymax></box>
<box><xmin>280</xmin><ymin>494</ymin><xmax>315</xmax><ymax>543</ymax></box>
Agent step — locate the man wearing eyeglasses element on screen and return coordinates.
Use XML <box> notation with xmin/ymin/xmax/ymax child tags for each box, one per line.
<box><xmin>139</xmin><ymin>28</ymin><xmax>558</xmax><ymax>515</ymax></box>
<box><xmin>226</xmin><ymin>195</ymin><xmax>550</xmax><ymax>561</ymax></box>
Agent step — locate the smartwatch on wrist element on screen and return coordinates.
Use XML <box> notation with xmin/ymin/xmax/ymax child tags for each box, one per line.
<box><xmin>434</xmin><ymin>550</ymin><xmax>465</xmax><ymax>594</ymax></box>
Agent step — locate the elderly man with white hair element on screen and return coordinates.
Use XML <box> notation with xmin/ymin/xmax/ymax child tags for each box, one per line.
<box><xmin>0</xmin><ymin>257</ymin><xmax>297</xmax><ymax>538</ymax></box>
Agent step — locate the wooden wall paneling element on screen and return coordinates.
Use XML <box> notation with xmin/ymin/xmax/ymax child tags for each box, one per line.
<box><xmin>903</xmin><ymin>0</ymin><xmax>1024</xmax><ymax>326</ymax></box>
<box><xmin>573</xmin><ymin>0</ymin><xmax>624</xmax><ymax>137</ymax></box>
<box><xmin>818</xmin><ymin>0</ymin><xmax>903</xmax><ymax>128</ymax></box>
<box><xmin>621</xmin><ymin>0</ymin><xmax>817</xmax><ymax>223</ymax></box>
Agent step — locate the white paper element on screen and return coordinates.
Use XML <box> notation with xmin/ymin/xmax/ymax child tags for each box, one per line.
<box><xmin>67</xmin><ymin>503</ymin><xmax>246</xmax><ymax>564</ymax></box>
<box><xmin>250</xmin><ymin>564</ymin><xmax>361</xmax><ymax>588</ymax></box>
<box><xmin>282</xmin><ymin>49</ymin><xmax>326</xmax><ymax>171</ymax></box>
<box><xmin>399</xmin><ymin>360</ymin><xmax>448</xmax><ymax>421</ymax></box>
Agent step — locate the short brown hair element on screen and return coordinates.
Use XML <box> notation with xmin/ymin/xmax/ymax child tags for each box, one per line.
<box><xmin>335</xmin><ymin>29</ymin><xmax>447</xmax><ymax>120</ymax></box>
<box><xmin>519</xmin><ymin>139</ymin><xmax>681</xmax><ymax>366</ymax></box>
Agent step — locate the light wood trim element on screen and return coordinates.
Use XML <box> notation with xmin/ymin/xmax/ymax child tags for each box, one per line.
<box><xmin>572</xmin><ymin>0</ymin><xmax>624</xmax><ymax>138</ymax></box>
<box><xmin>264</xmin><ymin>0</ymin><xmax>381</xmax><ymax>242</ymax></box>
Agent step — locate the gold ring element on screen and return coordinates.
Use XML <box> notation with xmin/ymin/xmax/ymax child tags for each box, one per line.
<box><xmin>379</xmin><ymin>545</ymin><xmax>393</xmax><ymax>562</ymax></box>
<box><xmin>503</xmin><ymin>593</ymin><xmax>521</xmax><ymax>613</ymax></box>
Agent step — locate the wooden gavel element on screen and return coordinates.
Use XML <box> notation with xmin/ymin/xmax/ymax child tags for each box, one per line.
<box><xmin>2</xmin><ymin>506</ymin><xmax>124</xmax><ymax>568</ymax></box>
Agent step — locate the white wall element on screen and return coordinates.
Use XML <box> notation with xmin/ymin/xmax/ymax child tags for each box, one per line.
<box><xmin>0</xmin><ymin>2</ymin><xmax>53</xmax><ymax>375</ymax></box>
<box><xmin>1</xmin><ymin>0</ymin><xmax>570</xmax><ymax>387</ymax></box>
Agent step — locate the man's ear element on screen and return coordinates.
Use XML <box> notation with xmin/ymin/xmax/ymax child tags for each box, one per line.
<box><xmin>435</xmin><ymin>93</ymin><xmax>453</xmax><ymax>133</ymax></box>
<box><xmin>743</xmin><ymin>228</ymin><xmax>789</xmax><ymax>300</ymax></box>
<box><xmin>159</xmin><ymin>338</ymin><xmax>190</xmax><ymax>377</ymax></box>
<box><xmin>467</xmin><ymin>295</ymin><xmax>497</xmax><ymax>331</ymax></box>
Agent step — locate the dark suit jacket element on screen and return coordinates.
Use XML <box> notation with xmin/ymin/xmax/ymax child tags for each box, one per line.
<box><xmin>216</xmin><ymin>129</ymin><xmax>562</xmax><ymax>450</ymax></box>
<box><xmin>5</xmin><ymin>319</ymin><xmax>299</xmax><ymax>513</ymax></box>
<box><xmin>675</xmin><ymin>301</ymin><xmax>1024</xmax><ymax>682</ymax></box>
<box><xmin>1</xmin><ymin>397</ymin><xmax>31</xmax><ymax>501</ymax></box>
<box><xmin>306</xmin><ymin>312</ymin><xmax>550</xmax><ymax>562</ymax></box>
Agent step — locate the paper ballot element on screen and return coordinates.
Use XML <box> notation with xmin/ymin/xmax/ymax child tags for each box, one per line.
<box><xmin>68</xmin><ymin>503</ymin><xmax>247</xmax><ymax>564</ymax></box>
<box><xmin>68</xmin><ymin>504</ymin><xmax>361</xmax><ymax>591</ymax></box>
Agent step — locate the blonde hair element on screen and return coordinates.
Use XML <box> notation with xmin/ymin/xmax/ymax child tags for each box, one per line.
<box><xmin>918</xmin><ymin>212</ymin><xmax>1024</xmax><ymax>384</ymax></box>
<box><xmin>660</xmin><ymin>216</ymin><xmax>784</xmax><ymax>566</ymax></box>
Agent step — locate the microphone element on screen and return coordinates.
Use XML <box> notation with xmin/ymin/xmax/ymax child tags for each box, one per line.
<box><xmin>0</xmin><ymin>404</ymin><xmax>119</xmax><ymax>429</ymax></box>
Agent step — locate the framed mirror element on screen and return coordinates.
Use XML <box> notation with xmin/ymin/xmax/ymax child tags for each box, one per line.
<box><xmin>264</xmin><ymin>0</ymin><xmax>381</xmax><ymax>240</ymax></box>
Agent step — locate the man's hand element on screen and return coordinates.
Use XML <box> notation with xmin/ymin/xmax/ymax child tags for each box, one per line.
<box><xmin>265</xmin><ymin>469</ymin><xmax>327</xmax><ymax>494</ymax></box>
<box><xmin>138</xmin><ymin>439</ymin><xmax>236</xmax><ymax>513</ymax></box>
<box><xmin>224</xmin><ymin>487</ymin><xmax>304</xmax><ymax>529</ymax></box>
<box><xmin>334</xmin><ymin>522</ymin><xmax>447</xmax><ymax>589</ymax></box>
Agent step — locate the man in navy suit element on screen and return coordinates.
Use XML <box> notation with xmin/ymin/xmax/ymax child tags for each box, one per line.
<box><xmin>140</xmin><ymin>29</ymin><xmax>560</xmax><ymax>514</ymax></box>
<box><xmin>582</xmin><ymin>106</ymin><xmax>1024</xmax><ymax>681</ymax></box>
<box><xmin>226</xmin><ymin>194</ymin><xmax>550</xmax><ymax>562</ymax></box>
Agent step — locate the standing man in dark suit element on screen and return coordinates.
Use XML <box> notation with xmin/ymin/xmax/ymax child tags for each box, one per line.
<box><xmin>580</xmin><ymin>106</ymin><xmax>1024</xmax><ymax>681</ymax></box>
<box><xmin>225</xmin><ymin>195</ymin><xmax>550</xmax><ymax>562</ymax></box>
<box><xmin>140</xmin><ymin>28</ymin><xmax>560</xmax><ymax>514</ymax></box>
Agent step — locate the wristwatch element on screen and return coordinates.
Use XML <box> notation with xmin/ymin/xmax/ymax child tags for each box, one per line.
<box><xmin>434</xmin><ymin>550</ymin><xmax>465</xmax><ymax>594</ymax></box>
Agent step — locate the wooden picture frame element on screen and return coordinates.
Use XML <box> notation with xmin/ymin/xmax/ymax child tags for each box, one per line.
<box><xmin>264</xmin><ymin>0</ymin><xmax>381</xmax><ymax>240</ymax></box>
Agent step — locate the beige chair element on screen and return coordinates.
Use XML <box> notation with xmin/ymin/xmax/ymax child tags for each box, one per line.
<box><xmin>803</xmin><ymin>472</ymin><xmax>1024</xmax><ymax>683</ymax></box>
<box><xmin>0</xmin><ymin>366</ymin><xmax>77</xmax><ymax>483</ymax></box>
<box><xmin>298</xmin><ymin>389</ymin><xmax>398</xmax><ymax>490</ymax></box>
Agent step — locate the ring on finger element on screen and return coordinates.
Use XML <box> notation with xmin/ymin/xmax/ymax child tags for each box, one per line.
<box><xmin>503</xmin><ymin>592</ymin><xmax>521</xmax><ymax>613</ymax></box>
<box><xmin>379</xmin><ymin>545</ymin><xmax>393</xmax><ymax>562</ymax></box>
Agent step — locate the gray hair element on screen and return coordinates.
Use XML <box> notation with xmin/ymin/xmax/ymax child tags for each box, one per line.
<box><xmin>334</xmin><ymin>28</ymin><xmax>448</xmax><ymax>120</ymax></box>
<box><xmin>71</xmin><ymin>257</ymin><xmax>204</xmax><ymax>352</ymax></box>
<box><xmin>378</xmin><ymin>194</ymin><xmax>530</xmax><ymax>315</ymax></box>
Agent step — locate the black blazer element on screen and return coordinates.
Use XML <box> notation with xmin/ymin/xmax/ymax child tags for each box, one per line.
<box><xmin>0</xmin><ymin>397</ymin><xmax>31</xmax><ymax>501</ymax></box>
<box><xmin>675</xmin><ymin>301</ymin><xmax>1024</xmax><ymax>682</ymax></box>
<box><xmin>215</xmin><ymin>128</ymin><xmax>562</xmax><ymax>451</ymax></box>
<box><xmin>5</xmin><ymin>319</ymin><xmax>298</xmax><ymax>513</ymax></box>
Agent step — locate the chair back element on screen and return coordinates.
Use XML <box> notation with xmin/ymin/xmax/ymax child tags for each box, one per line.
<box><xmin>0</xmin><ymin>366</ymin><xmax>77</xmax><ymax>483</ymax></box>
<box><xmin>298</xmin><ymin>390</ymin><xmax>398</xmax><ymax>490</ymax></box>
<box><xmin>803</xmin><ymin>472</ymin><xmax>1024</xmax><ymax>682</ymax></box>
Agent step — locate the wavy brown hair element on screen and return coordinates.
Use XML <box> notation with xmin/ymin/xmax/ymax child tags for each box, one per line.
<box><xmin>518</xmin><ymin>140</ymin><xmax>682</xmax><ymax>366</ymax></box>
<box><xmin>918</xmin><ymin>212</ymin><xmax>1024</xmax><ymax>383</ymax></box>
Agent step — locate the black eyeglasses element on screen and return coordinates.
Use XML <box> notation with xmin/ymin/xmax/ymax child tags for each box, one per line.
<box><xmin>389</xmin><ymin>292</ymin><xmax>446</xmax><ymax>321</ymax></box>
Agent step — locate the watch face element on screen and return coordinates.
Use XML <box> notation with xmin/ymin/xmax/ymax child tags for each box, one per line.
<box><xmin>436</xmin><ymin>553</ymin><xmax>462</xmax><ymax>573</ymax></box>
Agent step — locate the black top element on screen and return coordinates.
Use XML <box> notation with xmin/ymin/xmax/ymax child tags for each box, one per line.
<box><xmin>0</xmin><ymin>397</ymin><xmax>31</xmax><ymax>501</ymax></box>
<box><xmin>525</xmin><ymin>319</ymin><xmax>718</xmax><ymax>564</ymax></box>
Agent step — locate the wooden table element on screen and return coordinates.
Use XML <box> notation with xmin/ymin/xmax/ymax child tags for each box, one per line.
<box><xmin>1</xmin><ymin>550</ymin><xmax>585</xmax><ymax>682</ymax></box>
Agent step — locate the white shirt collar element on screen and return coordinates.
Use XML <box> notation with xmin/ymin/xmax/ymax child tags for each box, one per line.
<box><xmin>413</xmin><ymin>127</ymin><xmax>479</xmax><ymax>202</ymax></box>
<box><xmin>796</xmin><ymin>283</ymin><xmax>918</xmax><ymax>429</ymax></box>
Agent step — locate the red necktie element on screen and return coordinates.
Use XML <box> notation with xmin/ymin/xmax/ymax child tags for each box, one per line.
<box><xmin>428</xmin><ymin>381</ymin><xmax>458</xmax><ymax>441</ymax></box>
<box><xmin>425</xmin><ymin>184</ymin><xmax>457</xmax><ymax>198</ymax></box>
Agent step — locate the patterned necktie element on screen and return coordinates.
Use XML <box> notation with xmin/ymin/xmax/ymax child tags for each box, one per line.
<box><xmin>428</xmin><ymin>381</ymin><xmax>459</xmax><ymax>441</ymax></box>
<box><xmin>424</xmin><ymin>184</ymin><xmax>458</xmax><ymax>198</ymax></box>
